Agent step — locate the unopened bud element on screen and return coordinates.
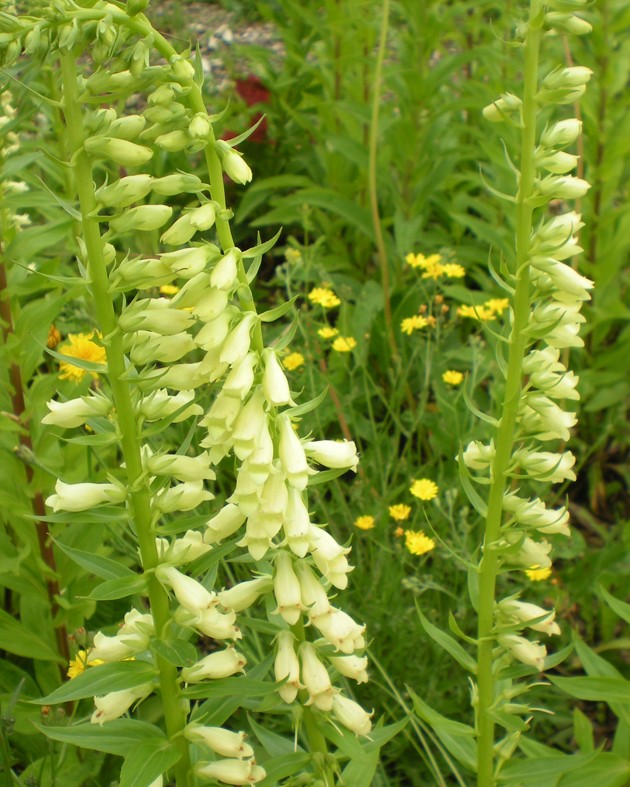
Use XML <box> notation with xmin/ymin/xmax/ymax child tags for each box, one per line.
<box><xmin>84</xmin><ymin>137</ymin><xmax>153</xmax><ymax>167</ymax></box>
<box><xmin>109</xmin><ymin>204</ymin><xmax>173</xmax><ymax>233</ymax></box>
<box><xmin>108</xmin><ymin>114</ymin><xmax>146</xmax><ymax>140</ymax></box>
<box><xmin>482</xmin><ymin>93</ymin><xmax>522</xmax><ymax>123</ymax></box>
<box><xmin>152</xmin><ymin>173</ymin><xmax>206</xmax><ymax>196</ymax></box>
<box><xmin>216</xmin><ymin>140</ymin><xmax>253</xmax><ymax>184</ymax></box>
<box><xmin>540</xmin><ymin>119</ymin><xmax>582</xmax><ymax>148</ymax></box>
<box><xmin>545</xmin><ymin>12</ymin><xmax>592</xmax><ymax>35</ymax></box>
<box><xmin>155</xmin><ymin>129</ymin><xmax>190</xmax><ymax>152</ymax></box>
<box><xmin>96</xmin><ymin>174</ymin><xmax>154</xmax><ymax>208</ymax></box>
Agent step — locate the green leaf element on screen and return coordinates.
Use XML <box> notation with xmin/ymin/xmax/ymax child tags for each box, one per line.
<box><xmin>53</xmin><ymin>538</ymin><xmax>135</xmax><ymax>580</ymax></box>
<box><xmin>119</xmin><ymin>739</ymin><xmax>181</xmax><ymax>787</ymax></box>
<box><xmin>549</xmin><ymin>676</ymin><xmax>630</xmax><ymax>704</ymax></box>
<box><xmin>573</xmin><ymin>707</ymin><xmax>594</xmax><ymax>753</ymax></box>
<box><xmin>498</xmin><ymin>750</ymin><xmax>601</xmax><ymax>784</ymax></box>
<box><xmin>36</xmin><ymin>719</ymin><xmax>165</xmax><ymax>756</ymax></box>
<box><xmin>410</xmin><ymin>690</ymin><xmax>477</xmax><ymax>772</ymax></box>
<box><xmin>286</xmin><ymin>386</ymin><xmax>329</xmax><ymax>418</ymax></box>
<box><xmin>151</xmin><ymin>638</ymin><xmax>198</xmax><ymax>668</ymax></box>
<box><xmin>307</xmin><ymin>467</ymin><xmax>351</xmax><ymax>486</ymax></box>
<box><xmin>242</xmin><ymin>228</ymin><xmax>282</xmax><ymax>258</ymax></box>
<box><xmin>182</xmin><ymin>677</ymin><xmax>273</xmax><ymax>700</ymax></box>
<box><xmin>363</xmin><ymin>717</ymin><xmax>409</xmax><ymax>753</ymax></box>
<box><xmin>248</xmin><ymin>715</ymin><xmax>303</xmax><ymax>758</ymax></box>
<box><xmin>556</xmin><ymin>753</ymin><xmax>630</xmax><ymax>787</ymax></box>
<box><xmin>46</xmin><ymin>344</ymin><xmax>107</xmax><ymax>373</ymax></box>
<box><xmin>457</xmin><ymin>450</ymin><xmax>488</xmax><ymax>517</ymax></box>
<box><xmin>87</xmin><ymin>574</ymin><xmax>147</xmax><ymax>600</ymax></box>
<box><xmin>258</xmin><ymin>753</ymin><xmax>312</xmax><ymax>785</ymax></box>
<box><xmin>259</xmin><ymin>295</ymin><xmax>298</xmax><ymax>323</ymax></box>
<box><xmin>341</xmin><ymin>745</ymin><xmax>380</xmax><ymax>787</ymax></box>
<box><xmin>416</xmin><ymin>604</ymin><xmax>477</xmax><ymax>674</ymax></box>
<box><xmin>0</xmin><ymin>609</ymin><xmax>62</xmax><ymax>663</ymax></box>
<box><xmin>35</xmin><ymin>661</ymin><xmax>155</xmax><ymax>705</ymax></box>
<box><xmin>599</xmin><ymin>586</ymin><xmax>630</xmax><ymax>626</ymax></box>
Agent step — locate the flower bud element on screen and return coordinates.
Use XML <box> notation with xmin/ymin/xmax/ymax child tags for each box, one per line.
<box><xmin>42</xmin><ymin>394</ymin><xmax>112</xmax><ymax>428</ymax></box>
<box><xmin>283</xmin><ymin>487</ymin><xmax>311</xmax><ymax>558</ymax></box>
<box><xmin>503</xmin><ymin>492</ymin><xmax>570</xmax><ymax>537</ymax></box>
<box><xmin>540</xmin><ymin>119</ymin><xmax>582</xmax><ymax>148</ymax></box>
<box><xmin>231</xmin><ymin>388</ymin><xmax>268</xmax><ymax>460</ymax></box>
<box><xmin>157</xmin><ymin>246</ymin><xmax>214</xmax><ymax>279</ymax></box>
<box><xmin>482</xmin><ymin>92</ymin><xmax>522</xmax><ymax>123</ymax></box>
<box><xmin>96</xmin><ymin>174</ymin><xmax>154</xmax><ymax>208</ymax></box>
<box><xmin>195</xmin><ymin>759</ymin><xmax>265</xmax><ymax>785</ymax></box>
<box><xmin>148</xmin><ymin>84</ymin><xmax>177</xmax><ymax>106</ymax></box>
<box><xmin>154</xmin><ymin>480</ymin><xmax>214</xmax><ymax>513</ymax></box>
<box><xmin>222</xmin><ymin>352</ymin><xmax>258</xmax><ymax>400</ymax></box>
<box><xmin>497</xmin><ymin>598</ymin><xmax>561</xmax><ymax>636</ymax></box>
<box><xmin>311</xmin><ymin>607</ymin><xmax>365</xmax><ymax>653</ymax></box>
<box><xmin>330</xmin><ymin>654</ymin><xmax>369</xmax><ymax>683</ymax></box>
<box><xmin>45</xmin><ymin>480</ymin><xmax>125</xmax><ymax>513</ymax></box>
<box><xmin>110</xmin><ymin>205</ymin><xmax>173</xmax><ymax>234</ymax></box>
<box><xmin>535</xmin><ymin>149</ymin><xmax>578</xmax><ymax>174</ymax></box>
<box><xmin>216</xmin><ymin>140</ymin><xmax>253</xmax><ymax>184</ymax></box>
<box><xmin>512</xmin><ymin>448</ymin><xmax>576</xmax><ymax>482</ymax></box>
<box><xmin>304</xmin><ymin>439</ymin><xmax>358</xmax><ymax>472</ymax></box>
<box><xmin>156</xmin><ymin>565</ymin><xmax>217</xmax><ymax>614</ymax></box>
<box><xmin>300</xmin><ymin>642</ymin><xmax>334</xmax><ymax>711</ymax></box>
<box><xmin>189</xmin><ymin>285</ymin><xmax>229</xmax><ymax>321</ymax></box>
<box><xmin>542</xmin><ymin>66</ymin><xmax>592</xmax><ymax>90</ymax></box>
<box><xmin>536</xmin><ymin>175</ymin><xmax>590</xmax><ymax>200</ymax></box>
<box><xmin>204</xmin><ymin>503</ymin><xmax>247</xmax><ymax>544</ymax></box>
<box><xmin>84</xmin><ymin>137</ymin><xmax>153</xmax><ymax>167</ymax></box>
<box><xmin>273</xmin><ymin>551</ymin><xmax>304</xmax><ymax>625</ymax></box>
<box><xmin>139</xmin><ymin>389</ymin><xmax>203</xmax><ymax>422</ymax></box>
<box><xmin>91</xmin><ymin>683</ymin><xmax>153</xmax><ymax>725</ymax></box>
<box><xmin>195</xmin><ymin>607</ymin><xmax>240</xmax><ymax>640</ymax></box>
<box><xmin>88</xmin><ymin>628</ymin><xmax>149</xmax><ymax>662</ymax></box>
<box><xmin>295</xmin><ymin>562</ymin><xmax>332</xmax><ymax>618</ymax></box>
<box><xmin>210</xmin><ymin>248</ymin><xmax>240</xmax><ymax>291</ymax></box>
<box><xmin>159</xmin><ymin>530</ymin><xmax>212</xmax><ymax>563</ymax></box>
<box><xmin>185</xmin><ymin>724</ymin><xmax>254</xmax><ymax>759</ymax></box>
<box><xmin>508</xmin><ymin>536</ymin><xmax>553</xmax><ymax>570</ymax></box>
<box><xmin>545</xmin><ymin>12</ymin><xmax>592</xmax><ymax>35</ymax></box>
<box><xmin>86</xmin><ymin>69</ymin><xmax>135</xmax><ymax>94</ymax></box>
<box><xmin>195</xmin><ymin>309</ymin><xmax>235</xmax><ymax>352</ymax></box>
<box><xmin>274</xmin><ymin>631</ymin><xmax>301</xmax><ymax>703</ymax></box>
<box><xmin>498</xmin><ymin>634</ymin><xmax>546</xmax><ymax>670</ymax></box>
<box><xmin>129</xmin><ymin>331</ymin><xmax>197</xmax><ymax>365</ymax></box>
<box><xmin>170</xmin><ymin>55</ymin><xmax>195</xmax><ymax>81</ymax></box>
<box><xmin>108</xmin><ymin>114</ymin><xmax>146</xmax><ymax>140</ymax></box>
<box><xmin>113</xmin><ymin>258</ymin><xmax>173</xmax><ymax>290</ymax></box>
<box><xmin>147</xmin><ymin>451</ymin><xmax>215</xmax><ymax>482</ymax></box>
<box><xmin>332</xmin><ymin>695</ymin><xmax>373</xmax><ymax>737</ymax></box>
<box><xmin>155</xmin><ymin>130</ymin><xmax>190</xmax><ymax>153</ymax></box>
<box><xmin>152</xmin><ymin>173</ymin><xmax>206</xmax><ymax>196</ymax></box>
<box><xmin>119</xmin><ymin>298</ymin><xmax>195</xmax><ymax>335</ymax></box>
<box><xmin>523</xmin><ymin>348</ymin><xmax>580</xmax><ymax>400</ymax></box>
<box><xmin>181</xmin><ymin>646</ymin><xmax>246</xmax><ymax>682</ymax></box>
<box><xmin>277</xmin><ymin>414</ymin><xmax>309</xmax><ymax>490</ymax></box>
<box><xmin>262</xmin><ymin>348</ymin><xmax>294</xmax><ymax>406</ymax></box>
<box><xmin>189</xmin><ymin>113</ymin><xmax>212</xmax><ymax>139</ymax></box>
<box><xmin>518</xmin><ymin>393</ymin><xmax>577</xmax><ymax>442</ymax></box>
<box><xmin>217</xmin><ymin>575</ymin><xmax>273</xmax><ymax>612</ymax></box>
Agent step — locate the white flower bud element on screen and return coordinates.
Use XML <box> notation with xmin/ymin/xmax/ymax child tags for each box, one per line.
<box><xmin>332</xmin><ymin>695</ymin><xmax>373</xmax><ymax>737</ymax></box>
<box><xmin>482</xmin><ymin>92</ymin><xmax>522</xmax><ymax>123</ymax></box>
<box><xmin>195</xmin><ymin>607</ymin><xmax>240</xmax><ymax>640</ymax></box>
<box><xmin>114</xmin><ymin>257</ymin><xmax>173</xmax><ymax>290</ymax></box>
<box><xmin>189</xmin><ymin>113</ymin><xmax>212</xmax><ymax>139</ymax></box>
<box><xmin>189</xmin><ymin>202</ymin><xmax>217</xmax><ymax>231</ymax></box>
<box><xmin>119</xmin><ymin>298</ymin><xmax>195</xmax><ymax>336</ymax></box>
<box><xmin>545</xmin><ymin>11</ymin><xmax>592</xmax><ymax>34</ymax></box>
<box><xmin>154</xmin><ymin>480</ymin><xmax>213</xmax><ymax>513</ymax></box>
<box><xmin>529</xmin><ymin>300</ymin><xmax>586</xmax><ymax>348</ymax></box>
<box><xmin>204</xmin><ymin>503</ymin><xmax>247</xmax><ymax>544</ymax></box>
<box><xmin>518</xmin><ymin>393</ymin><xmax>577</xmax><ymax>442</ymax></box>
<box><xmin>311</xmin><ymin>607</ymin><xmax>365</xmax><ymax>653</ymax></box>
<box><xmin>155</xmin><ymin>129</ymin><xmax>190</xmax><ymax>152</ymax></box>
<box><xmin>461</xmin><ymin>440</ymin><xmax>495</xmax><ymax>471</ymax></box>
<box><xmin>542</xmin><ymin>66</ymin><xmax>592</xmax><ymax>90</ymax></box>
<box><xmin>246</xmin><ymin>422</ymin><xmax>274</xmax><ymax>486</ymax></box>
<box><xmin>227</xmin><ymin>464</ymin><xmax>263</xmax><ymax>517</ymax></box>
<box><xmin>498</xmin><ymin>634</ymin><xmax>547</xmax><ymax>670</ymax></box>
<box><xmin>262</xmin><ymin>348</ymin><xmax>294</xmax><ymax>406</ymax></box>
<box><xmin>195</xmin><ymin>759</ymin><xmax>265</xmax><ymax>785</ymax></box>
<box><xmin>537</xmin><ymin>175</ymin><xmax>590</xmax><ymax>200</ymax></box>
<box><xmin>512</xmin><ymin>448</ymin><xmax>576</xmax><ymax>483</ymax></box>
<box><xmin>304</xmin><ymin>439</ymin><xmax>358</xmax><ymax>472</ymax></box>
<box><xmin>277</xmin><ymin>414</ymin><xmax>309</xmax><ymax>490</ymax></box>
<box><xmin>181</xmin><ymin>646</ymin><xmax>246</xmax><ymax>682</ymax></box>
<box><xmin>309</xmin><ymin>525</ymin><xmax>352</xmax><ymax>589</ymax></box>
<box><xmin>147</xmin><ymin>452</ymin><xmax>215</xmax><ymax>482</ymax></box>
<box><xmin>497</xmin><ymin>598</ymin><xmax>561</xmax><ymax>636</ymax></box>
<box><xmin>152</xmin><ymin>173</ymin><xmax>205</xmax><ymax>196</ymax></box>
<box><xmin>161</xmin><ymin>530</ymin><xmax>213</xmax><ymax>563</ymax></box>
<box><xmin>158</xmin><ymin>246</ymin><xmax>216</xmax><ymax>278</ymax></box>
<box><xmin>128</xmin><ymin>331</ymin><xmax>196</xmax><ymax>365</ymax></box>
<box><xmin>273</xmin><ymin>551</ymin><xmax>304</xmax><ymax>625</ymax></box>
<box><xmin>530</xmin><ymin>257</ymin><xmax>593</xmax><ymax>300</ymax></box>
<box><xmin>283</xmin><ymin>487</ymin><xmax>311</xmax><ymax>558</ymax></box>
<box><xmin>222</xmin><ymin>352</ymin><xmax>258</xmax><ymax>400</ymax></box>
<box><xmin>503</xmin><ymin>492</ymin><xmax>570</xmax><ymax>537</ymax></box>
<box><xmin>330</xmin><ymin>654</ymin><xmax>369</xmax><ymax>683</ymax></box>
<box><xmin>216</xmin><ymin>141</ymin><xmax>253</xmax><ymax>185</ymax></box>
<box><xmin>508</xmin><ymin>536</ymin><xmax>553</xmax><ymax>570</ymax></box>
<box><xmin>139</xmin><ymin>390</ymin><xmax>203</xmax><ymax>422</ymax></box>
<box><xmin>536</xmin><ymin>149</ymin><xmax>578</xmax><ymax>174</ymax></box>
<box><xmin>96</xmin><ymin>174</ymin><xmax>154</xmax><ymax>208</ymax></box>
<box><xmin>274</xmin><ymin>630</ymin><xmax>301</xmax><ymax>703</ymax></box>
<box><xmin>523</xmin><ymin>348</ymin><xmax>580</xmax><ymax>400</ymax></box>
<box><xmin>185</xmin><ymin>724</ymin><xmax>253</xmax><ymax>759</ymax></box>
<box><xmin>220</xmin><ymin>313</ymin><xmax>257</xmax><ymax>366</ymax></box>
<box><xmin>161</xmin><ymin>213</ymin><xmax>197</xmax><ymax>246</ymax></box>
<box><xmin>195</xmin><ymin>309</ymin><xmax>235</xmax><ymax>352</ymax></box>
<box><xmin>170</xmin><ymin>55</ymin><xmax>195</xmax><ymax>81</ymax></box>
<box><xmin>300</xmin><ymin>642</ymin><xmax>334</xmax><ymax>711</ymax></box>
<box><xmin>156</xmin><ymin>565</ymin><xmax>217</xmax><ymax>614</ymax></box>
<box><xmin>89</xmin><ymin>627</ymin><xmax>149</xmax><ymax>662</ymax></box>
<box><xmin>46</xmin><ymin>480</ymin><xmax>125</xmax><ymax>513</ymax></box>
<box><xmin>91</xmin><ymin>683</ymin><xmax>153</xmax><ymax>725</ymax></box>
<box><xmin>108</xmin><ymin>114</ymin><xmax>146</xmax><ymax>140</ymax></box>
<box><xmin>210</xmin><ymin>249</ymin><xmax>240</xmax><ymax>291</ymax></box>
<box><xmin>231</xmin><ymin>389</ymin><xmax>268</xmax><ymax>460</ymax></box>
<box><xmin>218</xmin><ymin>575</ymin><xmax>273</xmax><ymax>612</ymax></box>
<box><xmin>295</xmin><ymin>562</ymin><xmax>332</xmax><ymax>618</ymax></box>
<box><xmin>190</xmin><ymin>286</ymin><xmax>229</xmax><ymax>322</ymax></box>
<box><xmin>540</xmin><ymin>119</ymin><xmax>582</xmax><ymax>148</ymax></box>
<box><xmin>42</xmin><ymin>394</ymin><xmax>112</xmax><ymax>428</ymax></box>
<box><xmin>84</xmin><ymin>137</ymin><xmax>153</xmax><ymax>167</ymax></box>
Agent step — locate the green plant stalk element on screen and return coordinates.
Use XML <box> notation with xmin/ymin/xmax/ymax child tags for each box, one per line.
<box><xmin>475</xmin><ymin>4</ymin><xmax>541</xmax><ymax>784</ymax></box>
<box><xmin>58</xmin><ymin>50</ymin><xmax>192</xmax><ymax>787</ymax></box>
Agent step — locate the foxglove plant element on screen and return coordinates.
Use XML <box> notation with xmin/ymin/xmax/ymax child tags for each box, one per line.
<box><xmin>417</xmin><ymin>0</ymin><xmax>593</xmax><ymax>784</ymax></box>
<box><xmin>0</xmin><ymin>2</ymin><xmax>374</xmax><ymax>784</ymax></box>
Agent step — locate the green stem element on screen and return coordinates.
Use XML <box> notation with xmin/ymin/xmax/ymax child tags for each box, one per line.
<box><xmin>58</xmin><ymin>50</ymin><xmax>192</xmax><ymax>787</ymax></box>
<box><xmin>475</xmin><ymin>4</ymin><xmax>541</xmax><ymax>784</ymax></box>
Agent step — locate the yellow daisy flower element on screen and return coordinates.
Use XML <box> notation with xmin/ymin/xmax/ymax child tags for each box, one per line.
<box><xmin>308</xmin><ymin>287</ymin><xmax>341</xmax><ymax>309</ymax></box>
<box><xmin>525</xmin><ymin>566</ymin><xmax>552</xmax><ymax>582</ymax></box>
<box><xmin>67</xmin><ymin>649</ymin><xmax>103</xmax><ymax>679</ymax></box>
<box><xmin>285</xmin><ymin>248</ymin><xmax>302</xmax><ymax>264</ymax></box>
<box><xmin>317</xmin><ymin>326</ymin><xmax>339</xmax><ymax>340</ymax></box>
<box><xmin>159</xmin><ymin>284</ymin><xmax>180</xmax><ymax>296</ymax></box>
<box><xmin>442</xmin><ymin>370</ymin><xmax>464</xmax><ymax>385</ymax></box>
<box><xmin>441</xmin><ymin>263</ymin><xmax>466</xmax><ymax>278</ymax></box>
<box><xmin>388</xmin><ymin>504</ymin><xmax>411</xmax><ymax>522</ymax></box>
<box><xmin>401</xmin><ymin>315</ymin><xmax>429</xmax><ymax>335</ymax></box>
<box><xmin>283</xmin><ymin>352</ymin><xmax>305</xmax><ymax>371</ymax></box>
<box><xmin>58</xmin><ymin>332</ymin><xmax>106</xmax><ymax>382</ymax></box>
<box><xmin>485</xmin><ymin>298</ymin><xmax>510</xmax><ymax>316</ymax></box>
<box><xmin>410</xmin><ymin>478</ymin><xmax>439</xmax><ymax>501</ymax></box>
<box><xmin>405</xmin><ymin>252</ymin><xmax>442</xmax><ymax>270</ymax></box>
<box><xmin>404</xmin><ymin>530</ymin><xmax>436</xmax><ymax>556</ymax></box>
<box><xmin>354</xmin><ymin>515</ymin><xmax>375</xmax><ymax>530</ymax></box>
<box><xmin>332</xmin><ymin>336</ymin><xmax>357</xmax><ymax>353</ymax></box>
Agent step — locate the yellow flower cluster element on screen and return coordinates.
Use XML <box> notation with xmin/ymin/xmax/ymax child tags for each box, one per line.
<box><xmin>457</xmin><ymin>298</ymin><xmax>510</xmax><ymax>322</ymax></box>
<box><xmin>308</xmin><ymin>287</ymin><xmax>341</xmax><ymax>309</ymax></box>
<box><xmin>404</xmin><ymin>530</ymin><xmax>436</xmax><ymax>556</ymax></box>
<box><xmin>318</xmin><ymin>326</ymin><xmax>339</xmax><ymax>340</ymax></box>
<box><xmin>405</xmin><ymin>252</ymin><xmax>465</xmax><ymax>280</ymax></box>
<box><xmin>354</xmin><ymin>515</ymin><xmax>375</xmax><ymax>530</ymax></box>
<box><xmin>283</xmin><ymin>352</ymin><xmax>305</xmax><ymax>371</ymax></box>
<box><xmin>442</xmin><ymin>370</ymin><xmax>464</xmax><ymax>385</ymax></box>
<box><xmin>332</xmin><ymin>336</ymin><xmax>357</xmax><ymax>353</ymax></box>
<box><xmin>58</xmin><ymin>332</ymin><xmax>107</xmax><ymax>382</ymax></box>
<box><xmin>401</xmin><ymin>315</ymin><xmax>429</xmax><ymax>335</ymax></box>
<box><xmin>410</xmin><ymin>478</ymin><xmax>439</xmax><ymax>501</ymax></box>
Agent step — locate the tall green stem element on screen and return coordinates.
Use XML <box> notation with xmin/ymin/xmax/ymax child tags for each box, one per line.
<box><xmin>59</xmin><ymin>50</ymin><xmax>192</xmax><ymax>787</ymax></box>
<box><xmin>475</xmin><ymin>3</ymin><xmax>541</xmax><ymax>784</ymax></box>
